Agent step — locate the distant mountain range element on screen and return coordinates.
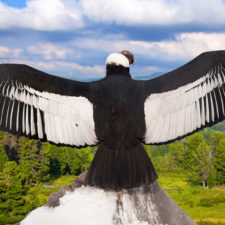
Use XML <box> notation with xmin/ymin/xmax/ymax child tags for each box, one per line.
<box><xmin>82</xmin><ymin>72</ymin><xmax>165</xmax><ymax>82</ymax></box>
<box><xmin>133</xmin><ymin>72</ymin><xmax>165</xmax><ymax>80</ymax></box>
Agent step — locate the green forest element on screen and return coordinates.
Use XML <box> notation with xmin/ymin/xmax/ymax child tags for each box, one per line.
<box><xmin>0</xmin><ymin>121</ymin><xmax>225</xmax><ymax>225</ymax></box>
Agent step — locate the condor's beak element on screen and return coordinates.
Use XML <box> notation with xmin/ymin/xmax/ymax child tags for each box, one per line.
<box><xmin>133</xmin><ymin>60</ymin><xmax>136</xmax><ymax>65</ymax></box>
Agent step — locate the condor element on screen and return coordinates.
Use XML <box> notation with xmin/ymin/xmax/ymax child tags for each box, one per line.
<box><xmin>1</xmin><ymin>50</ymin><xmax>225</xmax><ymax>190</ymax></box>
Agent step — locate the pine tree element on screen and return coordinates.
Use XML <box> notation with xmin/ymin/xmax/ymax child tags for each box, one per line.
<box><xmin>214</xmin><ymin>139</ymin><xmax>225</xmax><ymax>185</ymax></box>
<box><xmin>0</xmin><ymin>145</ymin><xmax>8</xmax><ymax>172</ymax></box>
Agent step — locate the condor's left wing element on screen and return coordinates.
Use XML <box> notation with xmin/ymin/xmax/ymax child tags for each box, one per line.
<box><xmin>0</xmin><ymin>64</ymin><xmax>98</xmax><ymax>147</ymax></box>
<box><xmin>143</xmin><ymin>50</ymin><xmax>225</xmax><ymax>144</ymax></box>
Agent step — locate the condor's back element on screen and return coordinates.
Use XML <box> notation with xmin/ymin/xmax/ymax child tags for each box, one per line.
<box><xmin>86</xmin><ymin>65</ymin><xmax>158</xmax><ymax>190</ymax></box>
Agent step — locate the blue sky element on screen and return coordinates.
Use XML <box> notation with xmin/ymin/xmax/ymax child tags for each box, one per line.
<box><xmin>0</xmin><ymin>0</ymin><xmax>225</xmax><ymax>81</ymax></box>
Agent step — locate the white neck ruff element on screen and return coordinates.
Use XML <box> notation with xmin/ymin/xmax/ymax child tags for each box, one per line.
<box><xmin>106</xmin><ymin>53</ymin><xmax>129</xmax><ymax>68</ymax></box>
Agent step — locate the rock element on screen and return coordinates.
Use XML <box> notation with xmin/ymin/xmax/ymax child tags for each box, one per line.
<box><xmin>17</xmin><ymin>173</ymin><xmax>197</xmax><ymax>225</ymax></box>
<box><xmin>45</xmin><ymin>172</ymin><xmax>87</xmax><ymax>208</ymax></box>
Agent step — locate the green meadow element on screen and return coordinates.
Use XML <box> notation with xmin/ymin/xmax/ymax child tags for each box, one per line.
<box><xmin>158</xmin><ymin>172</ymin><xmax>225</xmax><ymax>225</ymax></box>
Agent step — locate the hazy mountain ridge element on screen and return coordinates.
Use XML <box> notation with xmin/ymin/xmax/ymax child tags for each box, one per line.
<box><xmin>78</xmin><ymin>72</ymin><xmax>165</xmax><ymax>82</ymax></box>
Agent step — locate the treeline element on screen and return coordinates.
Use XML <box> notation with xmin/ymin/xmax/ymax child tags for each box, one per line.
<box><xmin>0</xmin><ymin>121</ymin><xmax>225</xmax><ymax>224</ymax></box>
<box><xmin>145</xmin><ymin>130</ymin><xmax>225</xmax><ymax>188</ymax></box>
<box><xmin>0</xmin><ymin>132</ymin><xmax>97</xmax><ymax>224</ymax></box>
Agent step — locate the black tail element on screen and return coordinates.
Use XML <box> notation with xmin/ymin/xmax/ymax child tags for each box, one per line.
<box><xmin>86</xmin><ymin>142</ymin><xmax>158</xmax><ymax>190</ymax></box>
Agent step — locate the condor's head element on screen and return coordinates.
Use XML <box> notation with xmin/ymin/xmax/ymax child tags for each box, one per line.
<box><xmin>105</xmin><ymin>50</ymin><xmax>136</xmax><ymax>77</ymax></box>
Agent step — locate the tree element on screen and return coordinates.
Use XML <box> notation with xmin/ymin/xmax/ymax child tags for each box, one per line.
<box><xmin>78</xmin><ymin>147</ymin><xmax>94</xmax><ymax>173</ymax></box>
<box><xmin>1</xmin><ymin>132</ymin><xmax>19</xmax><ymax>162</ymax></box>
<box><xmin>144</xmin><ymin>144</ymin><xmax>170</xmax><ymax>171</ymax></box>
<box><xmin>214</xmin><ymin>139</ymin><xmax>225</xmax><ymax>185</ymax></box>
<box><xmin>167</xmin><ymin>142</ymin><xmax>184</xmax><ymax>169</ymax></box>
<box><xmin>184</xmin><ymin>133</ymin><xmax>205</xmax><ymax>168</ymax></box>
<box><xmin>209</xmin><ymin>131</ymin><xmax>225</xmax><ymax>154</ymax></box>
<box><xmin>0</xmin><ymin>145</ymin><xmax>8</xmax><ymax>172</ymax></box>
<box><xmin>154</xmin><ymin>155</ymin><xmax>171</xmax><ymax>172</ymax></box>
<box><xmin>44</xmin><ymin>143</ymin><xmax>65</xmax><ymax>176</ymax></box>
<box><xmin>184</xmin><ymin>133</ymin><xmax>211</xmax><ymax>188</ymax></box>
<box><xmin>146</xmin><ymin>144</ymin><xmax>169</xmax><ymax>159</ymax></box>
<box><xmin>3</xmin><ymin>161</ymin><xmax>20</xmax><ymax>185</ymax></box>
<box><xmin>66</xmin><ymin>147</ymin><xmax>82</xmax><ymax>175</ymax></box>
<box><xmin>0</xmin><ymin>161</ymin><xmax>38</xmax><ymax>224</ymax></box>
<box><xmin>196</xmin><ymin>142</ymin><xmax>211</xmax><ymax>188</ymax></box>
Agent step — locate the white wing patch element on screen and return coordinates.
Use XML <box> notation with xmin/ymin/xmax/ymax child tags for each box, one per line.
<box><xmin>144</xmin><ymin>64</ymin><xmax>225</xmax><ymax>144</ymax></box>
<box><xmin>0</xmin><ymin>81</ymin><xmax>98</xmax><ymax>146</ymax></box>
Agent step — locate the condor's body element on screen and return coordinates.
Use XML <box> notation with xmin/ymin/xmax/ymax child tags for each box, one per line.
<box><xmin>88</xmin><ymin>65</ymin><xmax>157</xmax><ymax>189</ymax></box>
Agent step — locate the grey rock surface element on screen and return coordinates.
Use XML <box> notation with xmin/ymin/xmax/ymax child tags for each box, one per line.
<box><xmin>113</xmin><ymin>182</ymin><xmax>196</xmax><ymax>225</ymax></box>
<box><xmin>45</xmin><ymin>172</ymin><xmax>87</xmax><ymax>208</ymax></box>
<box><xmin>17</xmin><ymin>173</ymin><xmax>197</xmax><ymax>225</ymax></box>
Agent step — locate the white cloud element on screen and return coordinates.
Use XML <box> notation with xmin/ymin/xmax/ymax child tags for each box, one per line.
<box><xmin>130</xmin><ymin>32</ymin><xmax>225</xmax><ymax>60</ymax></box>
<box><xmin>54</xmin><ymin>61</ymin><xmax>104</xmax><ymax>74</ymax></box>
<box><xmin>142</xmin><ymin>66</ymin><xmax>159</xmax><ymax>73</ymax></box>
<box><xmin>81</xmin><ymin>0</ymin><xmax>225</xmax><ymax>26</ymax></box>
<box><xmin>74</xmin><ymin>38</ymin><xmax>128</xmax><ymax>53</ymax></box>
<box><xmin>27</xmin><ymin>43</ymin><xmax>73</xmax><ymax>60</ymax></box>
<box><xmin>0</xmin><ymin>0</ymin><xmax>83</xmax><ymax>31</ymax></box>
<box><xmin>73</xmin><ymin>32</ymin><xmax>225</xmax><ymax>61</ymax></box>
<box><xmin>0</xmin><ymin>0</ymin><xmax>225</xmax><ymax>30</ymax></box>
<box><xmin>0</xmin><ymin>45</ymin><xmax>23</xmax><ymax>58</ymax></box>
<box><xmin>1</xmin><ymin>59</ymin><xmax>104</xmax><ymax>79</ymax></box>
<box><xmin>81</xmin><ymin>0</ymin><xmax>178</xmax><ymax>25</ymax></box>
<box><xmin>0</xmin><ymin>43</ymin><xmax>103</xmax><ymax>79</ymax></box>
<box><xmin>12</xmin><ymin>49</ymin><xmax>23</xmax><ymax>58</ymax></box>
<box><xmin>0</xmin><ymin>46</ymin><xmax>9</xmax><ymax>56</ymax></box>
<box><xmin>1</xmin><ymin>32</ymin><xmax>225</xmax><ymax>79</ymax></box>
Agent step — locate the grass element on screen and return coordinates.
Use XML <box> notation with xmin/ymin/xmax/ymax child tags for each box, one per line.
<box><xmin>51</xmin><ymin>175</ymin><xmax>77</xmax><ymax>187</ymax></box>
<box><xmin>158</xmin><ymin>171</ymin><xmax>225</xmax><ymax>225</ymax></box>
<box><xmin>28</xmin><ymin>186</ymin><xmax>59</xmax><ymax>206</ymax></box>
<box><xmin>28</xmin><ymin>175</ymin><xmax>77</xmax><ymax>206</ymax></box>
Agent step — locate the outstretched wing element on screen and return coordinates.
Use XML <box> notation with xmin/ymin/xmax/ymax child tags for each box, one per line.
<box><xmin>0</xmin><ymin>64</ymin><xmax>98</xmax><ymax>147</ymax></box>
<box><xmin>143</xmin><ymin>50</ymin><xmax>225</xmax><ymax>144</ymax></box>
